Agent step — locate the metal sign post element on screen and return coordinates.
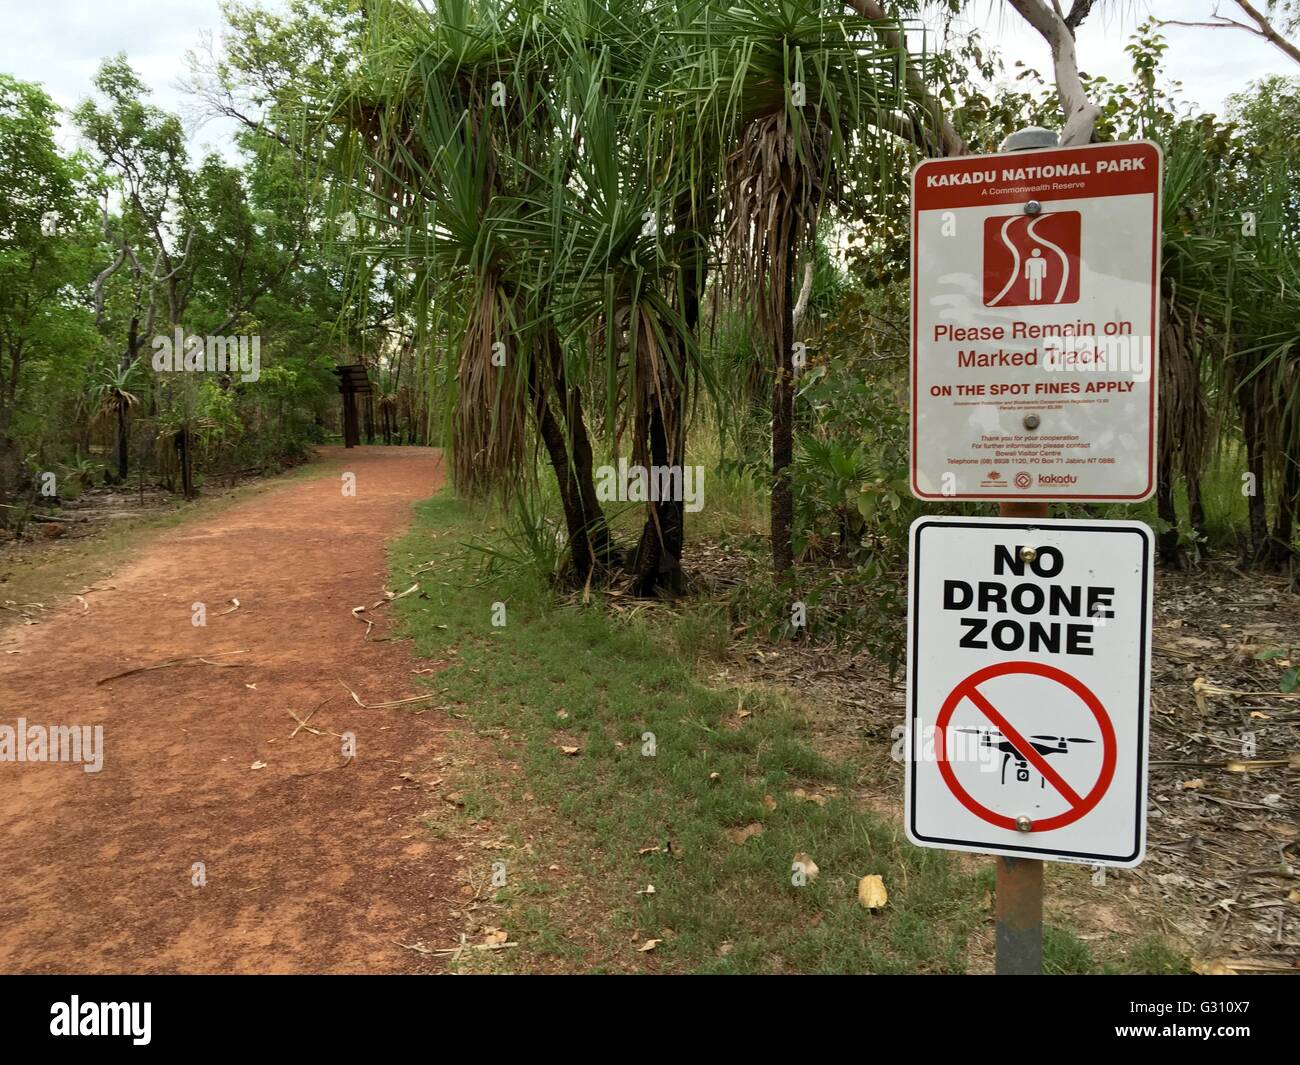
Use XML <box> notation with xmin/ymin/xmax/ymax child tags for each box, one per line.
<box><xmin>997</xmin><ymin>498</ymin><xmax>1048</xmax><ymax>975</ymax></box>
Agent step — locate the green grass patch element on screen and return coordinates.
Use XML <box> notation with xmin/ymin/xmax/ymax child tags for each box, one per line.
<box><xmin>391</xmin><ymin>491</ymin><xmax>989</xmax><ymax>973</ymax></box>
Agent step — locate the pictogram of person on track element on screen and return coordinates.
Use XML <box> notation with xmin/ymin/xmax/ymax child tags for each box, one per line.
<box><xmin>1025</xmin><ymin>247</ymin><xmax>1048</xmax><ymax>301</ymax></box>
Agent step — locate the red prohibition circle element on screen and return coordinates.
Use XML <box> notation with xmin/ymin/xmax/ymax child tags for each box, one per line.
<box><xmin>933</xmin><ymin>661</ymin><xmax>1117</xmax><ymax>832</ymax></box>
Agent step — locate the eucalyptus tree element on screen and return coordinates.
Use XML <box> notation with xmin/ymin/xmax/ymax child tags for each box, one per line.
<box><xmin>74</xmin><ymin>57</ymin><xmax>192</xmax><ymax>481</ymax></box>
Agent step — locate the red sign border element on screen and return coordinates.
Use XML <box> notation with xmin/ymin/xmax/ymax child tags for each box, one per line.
<box><xmin>909</xmin><ymin>140</ymin><xmax>1163</xmax><ymax>502</ymax></box>
<box><xmin>934</xmin><ymin>660</ymin><xmax>1118</xmax><ymax>833</ymax></box>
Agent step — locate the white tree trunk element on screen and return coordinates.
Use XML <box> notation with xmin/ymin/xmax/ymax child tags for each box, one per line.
<box><xmin>1008</xmin><ymin>0</ymin><xmax>1102</xmax><ymax>146</ymax></box>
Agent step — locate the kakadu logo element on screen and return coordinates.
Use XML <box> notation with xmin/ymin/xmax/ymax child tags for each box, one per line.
<box><xmin>595</xmin><ymin>459</ymin><xmax>704</xmax><ymax>512</ymax></box>
<box><xmin>152</xmin><ymin>327</ymin><xmax>261</xmax><ymax>382</ymax></box>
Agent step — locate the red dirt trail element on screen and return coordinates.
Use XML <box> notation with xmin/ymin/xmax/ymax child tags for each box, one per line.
<box><xmin>0</xmin><ymin>447</ymin><xmax>469</xmax><ymax>973</ymax></box>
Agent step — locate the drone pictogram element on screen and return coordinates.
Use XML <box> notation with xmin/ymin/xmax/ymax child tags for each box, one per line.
<box><xmin>955</xmin><ymin>727</ymin><xmax>1097</xmax><ymax>787</ymax></box>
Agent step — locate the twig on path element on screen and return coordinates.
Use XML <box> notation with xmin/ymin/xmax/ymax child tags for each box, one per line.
<box><xmin>287</xmin><ymin>704</ymin><xmax>348</xmax><ymax>741</ymax></box>
<box><xmin>351</xmin><ymin>605</ymin><xmax>373</xmax><ymax>638</ymax></box>
<box><xmin>337</xmin><ymin>677</ymin><xmax>441</xmax><ymax>710</ymax></box>
<box><xmin>97</xmin><ymin>649</ymin><xmax>251</xmax><ymax>685</ymax></box>
<box><xmin>289</xmin><ymin>696</ymin><xmax>332</xmax><ymax>738</ymax></box>
<box><xmin>351</xmin><ymin>583</ymin><xmax>420</xmax><ymax>641</ymax></box>
<box><xmin>396</xmin><ymin>939</ymin><xmax>517</xmax><ymax>958</ymax></box>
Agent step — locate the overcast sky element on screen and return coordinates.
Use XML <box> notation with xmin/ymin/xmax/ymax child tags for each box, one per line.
<box><xmin>1</xmin><ymin>0</ymin><xmax>1296</xmax><ymax>162</ymax></box>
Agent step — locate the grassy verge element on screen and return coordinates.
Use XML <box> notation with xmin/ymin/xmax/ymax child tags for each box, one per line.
<box><xmin>391</xmin><ymin>491</ymin><xmax>1186</xmax><ymax>974</ymax></box>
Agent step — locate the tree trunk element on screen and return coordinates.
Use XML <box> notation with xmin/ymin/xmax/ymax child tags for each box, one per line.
<box><xmin>771</xmin><ymin>243</ymin><xmax>796</xmax><ymax>574</ymax></box>
<box><xmin>543</xmin><ymin>324</ymin><xmax>613</xmax><ymax>575</ymax></box>
<box><xmin>1187</xmin><ymin>471</ymin><xmax>1207</xmax><ymax>548</ymax></box>
<box><xmin>629</xmin><ymin>391</ymin><xmax>686</xmax><ymax>596</ymax></box>
<box><xmin>1268</xmin><ymin>455</ymin><xmax>1298</xmax><ymax>565</ymax></box>
<box><xmin>176</xmin><ymin>430</ymin><xmax>195</xmax><ymax>499</ymax></box>
<box><xmin>1155</xmin><ymin>449</ymin><xmax>1182</xmax><ymax>568</ymax></box>
<box><xmin>561</xmin><ymin>380</ymin><xmax>614</xmax><ymax>566</ymax></box>
<box><xmin>527</xmin><ymin>357</ymin><xmax>600</xmax><ymax>585</ymax></box>
<box><xmin>1239</xmin><ymin>380</ymin><xmax>1270</xmax><ymax>563</ymax></box>
<box><xmin>116</xmin><ymin>398</ymin><xmax>129</xmax><ymax>482</ymax></box>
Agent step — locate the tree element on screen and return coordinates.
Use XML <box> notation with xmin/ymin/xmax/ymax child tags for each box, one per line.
<box><xmin>0</xmin><ymin>76</ymin><xmax>99</xmax><ymax>502</ymax></box>
<box><xmin>74</xmin><ymin>57</ymin><xmax>192</xmax><ymax>482</ymax></box>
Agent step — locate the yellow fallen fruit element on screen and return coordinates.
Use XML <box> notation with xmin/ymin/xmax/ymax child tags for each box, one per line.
<box><xmin>858</xmin><ymin>874</ymin><xmax>888</xmax><ymax>910</ymax></box>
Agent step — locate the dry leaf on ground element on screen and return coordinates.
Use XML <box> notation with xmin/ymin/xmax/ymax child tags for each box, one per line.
<box><xmin>858</xmin><ymin>874</ymin><xmax>888</xmax><ymax>910</ymax></box>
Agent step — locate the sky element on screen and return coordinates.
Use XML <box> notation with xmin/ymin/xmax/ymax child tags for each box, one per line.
<box><xmin>0</xmin><ymin>0</ymin><xmax>1296</xmax><ymax>162</ymax></box>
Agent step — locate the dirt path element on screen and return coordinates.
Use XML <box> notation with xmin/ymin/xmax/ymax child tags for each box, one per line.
<box><xmin>0</xmin><ymin>447</ymin><xmax>470</xmax><ymax>974</ymax></box>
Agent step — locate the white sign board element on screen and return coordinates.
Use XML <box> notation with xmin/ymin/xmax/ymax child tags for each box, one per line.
<box><xmin>911</xmin><ymin>141</ymin><xmax>1162</xmax><ymax>501</ymax></box>
<box><xmin>905</xmin><ymin>517</ymin><xmax>1153</xmax><ymax>867</ymax></box>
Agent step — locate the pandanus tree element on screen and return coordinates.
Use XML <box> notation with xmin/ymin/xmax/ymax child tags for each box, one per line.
<box><xmin>326</xmin><ymin>0</ymin><xmax>636</xmax><ymax>584</ymax></box>
<box><xmin>322</xmin><ymin>0</ymin><xmax>952</xmax><ymax>590</ymax></box>
<box><xmin>685</xmin><ymin>0</ymin><xmax>945</xmax><ymax>573</ymax></box>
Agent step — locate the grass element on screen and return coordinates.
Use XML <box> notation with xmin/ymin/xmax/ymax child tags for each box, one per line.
<box><xmin>390</xmin><ymin>489</ymin><xmax>1194</xmax><ymax>974</ymax></box>
<box><xmin>1044</xmin><ymin>926</ymin><xmax>1192</xmax><ymax>976</ymax></box>
<box><xmin>392</xmin><ymin>493</ymin><xmax>985</xmax><ymax>972</ymax></box>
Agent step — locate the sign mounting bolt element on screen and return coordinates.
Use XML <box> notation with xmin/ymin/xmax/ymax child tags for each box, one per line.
<box><xmin>1016</xmin><ymin>815</ymin><xmax>1033</xmax><ymax>833</ymax></box>
<box><xmin>1023</xmin><ymin>413</ymin><xmax>1040</xmax><ymax>430</ymax></box>
<box><xmin>1019</xmin><ymin>546</ymin><xmax>1037</xmax><ymax>563</ymax></box>
<box><xmin>1024</xmin><ymin>200</ymin><xmax>1042</xmax><ymax>216</ymax></box>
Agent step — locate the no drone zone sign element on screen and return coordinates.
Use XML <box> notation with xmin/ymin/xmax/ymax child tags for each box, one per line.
<box><xmin>910</xmin><ymin>140</ymin><xmax>1162</xmax><ymax>501</ymax></box>
<box><xmin>904</xmin><ymin>517</ymin><xmax>1153</xmax><ymax>866</ymax></box>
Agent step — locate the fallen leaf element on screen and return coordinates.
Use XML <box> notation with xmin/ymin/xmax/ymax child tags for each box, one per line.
<box><xmin>858</xmin><ymin>874</ymin><xmax>888</xmax><ymax>910</ymax></box>
<box><xmin>1181</xmin><ymin>778</ymin><xmax>1205</xmax><ymax>790</ymax></box>
<box><xmin>1191</xmin><ymin>957</ymin><xmax>1237</xmax><ymax>976</ymax></box>
<box><xmin>482</xmin><ymin>927</ymin><xmax>508</xmax><ymax>946</ymax></box>
<box><xmin>559</xmin><ymin>745</ymin><xmax>581</xmax><ymax>756</ymax></box>
<box><xmin>791</xmin><ymin>788</ymin><xmax>826</xmax><ymax>807</ymax></box>
<box><xmin>761</xmin><ymin>794</ymin><xmax>778</xmax><ymax>810</ymax></box>
<box><xmin>637</xmin><ymin>939</ymin><xmax>662</xmax><ymax>952</ymax></box>
<box><xmin>728</xmin><ymin>822</ymin><xmax>764</xmax><ymax>845</ymax></box>
<box><xmin>636</xmin><ymin>885</ymin><xmax>656</xmax><ymax>896</ymax></box>
<box><xmin>250</xmin><ymin>760</ymin><xmax>267</xmax><ymax>770</ymax></box>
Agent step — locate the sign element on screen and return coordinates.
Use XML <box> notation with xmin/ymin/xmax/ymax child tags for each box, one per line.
<box><xmin>904</xmin><ymin>517</ymin><xmax>1153</xmax><ymax>866</ymax></box>
<box><xmin>910</xmin><ymin>141</ymin><xmax>1162</xmax><ymax>501</ymax></box>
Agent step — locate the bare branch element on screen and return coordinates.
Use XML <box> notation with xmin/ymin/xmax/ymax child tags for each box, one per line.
<box><xmin>1008</xmin><ymin>0</ymin><xmax>1102</xmax><ymax>145</ymax></box>
<box><xmin>1064</xmin><ymin>0</ymin><xmax>1099</xmax><ymax>34</ymax></box>
<box><xmin>843</xmin><ymin>0</ymin><xmax>965</xmax><ymax>156</ymax></box>
<box><xmin>92</xmin><ymin>248</ymin><xmax>127</xmax><ymax>329</ymax></box>
<box><xmin>1154</xmin><ymin>2</ymin><xmax>1300</xmax><ymax>65</ymax></box>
